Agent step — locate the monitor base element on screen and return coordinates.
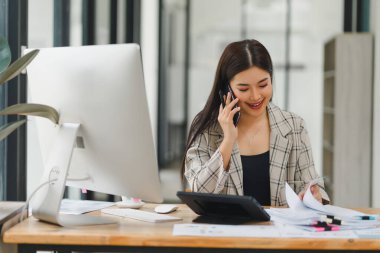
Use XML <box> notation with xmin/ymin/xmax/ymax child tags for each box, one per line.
<box><xmin>57</xmin><ymin>214</ymin><xmax>117</xmax><ymax>226</ymax></box>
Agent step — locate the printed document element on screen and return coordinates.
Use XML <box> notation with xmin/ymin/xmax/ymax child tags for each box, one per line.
<box><xmin>173</xmin><ymin>223</ymin><xmax>359</xmax><ymax>238</ymax></box>
<box><xmin>60</xmin><ymin>199</ymin><xmax>115</xmax><ymax>215</ymax></box>
<box><xmin>267</xmin><ymin>183</ymin><xmax>380</xmax><ymax>230</ymax></box>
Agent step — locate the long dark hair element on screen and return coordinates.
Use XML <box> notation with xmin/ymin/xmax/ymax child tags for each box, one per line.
<box><xmin>181</xmin><ymin>39</ymin><xmax>273</xmax><ymax>178</ymax></box>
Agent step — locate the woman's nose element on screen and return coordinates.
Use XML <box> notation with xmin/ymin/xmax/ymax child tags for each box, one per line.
<box><xmin>249</xmin><ymin>89</ymin><xmax>261</xmax><ymax>101</ymax></box>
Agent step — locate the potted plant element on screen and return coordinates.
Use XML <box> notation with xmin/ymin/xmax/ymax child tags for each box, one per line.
<box><xmin>0</xmin><ymin>36</ymin><xmax>59</xmax><ymax>140</ymax></box>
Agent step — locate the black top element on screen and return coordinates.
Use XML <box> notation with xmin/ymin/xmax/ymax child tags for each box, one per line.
<box><xmin>241</xmin><ymin>151</ymin><xmax>270</xmax><ymax>206</ymax></box>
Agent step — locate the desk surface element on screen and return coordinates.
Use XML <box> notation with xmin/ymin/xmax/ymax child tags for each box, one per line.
<box><xmin>3</xmin><ymin>204</ymin><xmax>380</xmax><ymax>251</ymax></box>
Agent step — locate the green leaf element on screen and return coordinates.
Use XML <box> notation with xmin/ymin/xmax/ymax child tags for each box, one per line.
<box><xmin>0</xmin><ymin>49</ymin><xmax>39</xmax><ymax>85</ymax></box>
<box><xmin>0</xmin><ymin>37</ymin><xmax>11</xmax><ymax>73</ymax></box>
<box><xmin>0</xmin><ymin>103</ymin><xmax>59</xmax><ymax>124</ymax></box>
<box><xmin>0</xmin><ymin>120</ymin><xmax>26</xmax><ymax>141</ymax></box>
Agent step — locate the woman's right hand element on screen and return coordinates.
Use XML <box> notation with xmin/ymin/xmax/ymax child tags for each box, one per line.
<box><xmin>218</xmin><ymin>92</ymin><xmax>240</xmax><ymax>144</ymax></box>
<box><xmin>218</xmin><ymin>92</ymin><xmax>240</xmax><ymax>171</ymax></box>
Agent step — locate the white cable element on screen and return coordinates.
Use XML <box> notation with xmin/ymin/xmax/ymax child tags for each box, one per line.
<box><xmin>19</xmin><ymin>178</ymin><xmax>57</xmax><ymax>223</ymax></box>
<box><xmin>19</xmin><ymin>176</ymin><xmax>91</xmax><ymax>223</ymax></box>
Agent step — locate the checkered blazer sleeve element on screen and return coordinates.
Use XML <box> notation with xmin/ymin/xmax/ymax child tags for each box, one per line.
<box><xmin>184</xmin><ymin>132</ymin><xmax>229</xmax><ymax>193</ymax></box>
<box><xmin>297</xmin><ymin>119</ymin><xmax>330</xmax><ymax>201</ymax></box>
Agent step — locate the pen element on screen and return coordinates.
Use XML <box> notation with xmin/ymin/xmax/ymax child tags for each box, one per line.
<box><xmin>314</xmin><ymin>225</ymin><xmax>340</xmax><ymax>232</ymax></box>
<box><xmin>300</xmin><ymin>225</ymin><xmax>340</xmax><ymax>232</ymax></box>
<box><xmin>320</xmin><ymin>217</ymin><xmax>346</xmax><ymax>225</ymax></box>
<box><xmin>353</xmin><ymin>215</ymin><xmax>377</xmax><ymax>220</ymax></box>
<box><xmin>312</xmin><ymin>221</ymin><xmax>328</xmax><ymax>226</ymax></box>
<box><xmin>312</xmin><ymin>221</ymin><xmax>340</xmax><ymax>228</ymax></box>
<box><xmin>321</xmin><ymin>214</ymin><xmax>342</xmax><ymax>220</ymax></box>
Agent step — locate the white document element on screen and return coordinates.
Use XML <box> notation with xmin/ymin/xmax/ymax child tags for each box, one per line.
<box><xmin>60</xmin><ymin>199</ymin><xmax>115</xmax><ymax>215</ymax></box>
<box><xmin>173</xmin><ymin>224</ymin><xmax>282</xmax><ymax>237</ymax></box>
<box><xmin>285</xmin><ymin>183</ymin><xmax>309</xmax><ymax>210</ymax></box>
<box><xmin>355</xmin><ymin>228</ymin><xmax>380</xmax><ymax>238</ymax></box>
<box><xmin>286</xmin><ymin>182</ymin><xmax>377</xmax><ymax>220</ymax></box>
<box><xmin>267</xmin><ymin>208</ymin><xmax>319</xmax><ymax>221</ymax></box>
<box><xmin>101</xmin><ymin>208</ymin><xmax>182</xmax><ymax>223</ymax></box>
<box><xmin>172</xmin><ymin>223</ymin><xmax>358</xmax><ymax>238</ymax></box>
<box><xmin>267</xmin><ymin>183</ymin><xmax>380</xmax><ymax>230</ymax></box>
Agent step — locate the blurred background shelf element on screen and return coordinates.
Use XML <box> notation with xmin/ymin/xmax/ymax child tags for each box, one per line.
<box><xmin>322</xmin><ymin>33</ymin><xmax>373</xmax><ymax>207</ymax></box>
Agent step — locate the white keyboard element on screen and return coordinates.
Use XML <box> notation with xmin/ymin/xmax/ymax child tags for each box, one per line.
<box><xmin>101</xmin><ymin>208</ymin><xmax>182</xmax><ymax>223</ymax></box>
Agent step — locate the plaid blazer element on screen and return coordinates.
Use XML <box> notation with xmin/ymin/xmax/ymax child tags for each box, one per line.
<box><xmin>184</xmin><ymin>103</ymin><xmax>329</xmax><ymax>206</ymax></box>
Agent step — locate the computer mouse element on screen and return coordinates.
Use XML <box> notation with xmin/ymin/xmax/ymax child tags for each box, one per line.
<box><xmin>154</xmin><ymin>204</ymin><xmax>178</xmax><ymax>214</ymax></box>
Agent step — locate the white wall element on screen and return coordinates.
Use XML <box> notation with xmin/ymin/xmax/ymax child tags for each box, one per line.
<box><xmin>288</xmin><ymin>0</ymin><xmax>343</xmax><ymax>175</ymax></box>
<box><xmin>370</xmin><ymin>0</ymin><xmax>380</xmax><ymax>207</ymax></box>
<box><xmin>27</xmin><ymin>0</ymin><xmax>53</xmax><ymax>198</ymax></box>
<box><xmin>141</xmin><ymin>0</ymin><xmax>159</xmax><ymax>146</ymax></box>
<box><xmin>28</xmin><ymin>0</ymin><xmax>53</xmax><ymax>48</ymax></box>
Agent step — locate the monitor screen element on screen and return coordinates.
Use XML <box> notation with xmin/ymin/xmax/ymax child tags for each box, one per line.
<box><xmin>26</xmin><ymin>44</ymin><xmax>163</xmax><ymax>225</ymax></box>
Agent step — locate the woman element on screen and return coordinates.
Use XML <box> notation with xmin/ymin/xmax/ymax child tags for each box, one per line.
<box><xmin>183</xmin><ymin>39</ymin><xmax>329</xmax><ymax>206</ymax></box>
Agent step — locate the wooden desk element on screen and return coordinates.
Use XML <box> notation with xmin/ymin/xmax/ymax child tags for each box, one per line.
<box><xmin>3</xmin><ymin>204</ymin><xmax>380</xmax><ymax>253</ymax></box>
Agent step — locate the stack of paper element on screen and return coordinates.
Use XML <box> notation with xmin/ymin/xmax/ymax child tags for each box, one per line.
<box><xmin>266</xmin><ymin>183</ymin><xmax>380</xmax><ymax>232</ymax></box>
<box><xmin>59</xmin><ymin>199</ymin><xmax>115</xmax><ymax>215</ymax></box>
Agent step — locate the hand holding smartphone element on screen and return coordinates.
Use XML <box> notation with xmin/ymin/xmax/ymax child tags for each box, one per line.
<box><xmin>219</xmin><ymin>85</ymin><xmax>240</xmax><ymax>126</ymax></box>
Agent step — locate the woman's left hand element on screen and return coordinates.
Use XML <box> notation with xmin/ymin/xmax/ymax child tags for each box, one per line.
<box><xmin>298</xmin><ymin>184</ymin><xmax>322</xmax><ymax>203</ymax></box>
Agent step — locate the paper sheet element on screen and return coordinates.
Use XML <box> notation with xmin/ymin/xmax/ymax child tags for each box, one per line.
<box><xmin>270</xmin><ymin>183</ymin><xmax>380</xmax><ymax>231</ymax></box>
<box><xmin>355</xmin><ymin>228</ymin><xmax>380</xmax><ymax>238</ymax></box>
<box><xmin>60</xmin><ymin>199</ymin><xmax>115</xmax><ymax>215</ymax></box>
<box><xmin>173</xmin><ymin>223</ymin><xmax>358</xmax><ymax>238</ymax></box>
<box><xmin>285</xmin><ymin>183</ymin><xmax>308</xmax><ymax>210</ymax></box>
<box><xmin>286</xmin><ymin>182</ymin><xmax>374</xmax><ymax>219</ymax></box>
<box><xmin>173</xmin><ymin>224</ymin><xmax>281</xmax><ymax>237</ymax></box>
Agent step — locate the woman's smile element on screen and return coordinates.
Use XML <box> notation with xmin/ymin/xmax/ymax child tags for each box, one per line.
<box><xmin>245</xmin><ymin>99</ymin><xmax>264</xmax><ymax>110</ymax></box>
<box><xmin>230</xmin><ymin>66</ymin><xmax>273</xmax><ymax>119</ymax></box>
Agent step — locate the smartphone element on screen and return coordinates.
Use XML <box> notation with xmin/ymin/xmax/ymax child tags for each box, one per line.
<box><xmin>219</xmin><ymin>85</ymin><xmax>240</xmax><ymax>126</ymax></box>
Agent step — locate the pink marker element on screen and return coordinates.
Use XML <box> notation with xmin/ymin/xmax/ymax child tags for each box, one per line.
<box><xmin>312</xmin><ymin>225</ymin><xmax>340</xmax><ymax>232</ymax></box>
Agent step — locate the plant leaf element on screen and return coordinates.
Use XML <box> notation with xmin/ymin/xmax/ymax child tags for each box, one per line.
<box><xmin>0</xmin><ymin>49</ymin><xmax>39</xmax><ymax>85</ymax></box>
<box><xmin>0</xmin><ymin>103</ymin><xmax>59</xmax><ymax>124</ymax></box>
<box><xmin>0</xmin><ymin>37</ymin><xmax>11</xmax><ymax>73</ymax></box>
<box><xmin>0</xmin><ymin>119</ymin><xmax>26</xmax><ymax>141</ymax></box>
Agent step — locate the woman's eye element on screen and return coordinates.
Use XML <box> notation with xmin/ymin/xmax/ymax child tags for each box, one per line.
<box><xmin>238</xmin><ymin>89</ymin><xmax>248</xmax><ymax>92</ymax></box>
<box><xmin>259</xmin><ymin>83</ymin><xmax>268</xmax><ymax>88</ymax></box>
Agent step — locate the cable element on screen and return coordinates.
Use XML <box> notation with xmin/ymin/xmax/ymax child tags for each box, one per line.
<box><xmin>19</xmin><ymin>175</ymin><xmax>91</xmax><ymax>223</ymax></box>
<box><xmin>19</xmin><ymin>178</ymin><xmax>57</xmax><ymax>223</ymax></box>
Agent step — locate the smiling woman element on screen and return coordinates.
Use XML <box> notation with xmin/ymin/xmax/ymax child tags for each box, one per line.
<box><xmin>182</xmin><ymin>39</ymin><xmax>330</xmax><ymax>207</ymax></box>
<box><xmin>230</xmin><ymin>66</ymin><xmax>273</xmax><ymax>157</ymax></box>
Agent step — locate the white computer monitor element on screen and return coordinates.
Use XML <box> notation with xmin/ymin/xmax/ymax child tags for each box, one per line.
<box><xmin>25</xmin><ymin>44</ymin><xmax>163</xmax><ymax>226</ymax></box>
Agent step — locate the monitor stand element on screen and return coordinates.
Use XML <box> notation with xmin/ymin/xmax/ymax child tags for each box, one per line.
<box><xmin>31</xmin><ymin>123</ymin><xmax>117</xmax><ymax>226</ymax></box>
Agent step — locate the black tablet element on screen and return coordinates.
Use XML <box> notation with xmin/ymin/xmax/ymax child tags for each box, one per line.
<box><xmin>176</xmin><ymin>191</ymin><xmax>270</xmax><ymax>224</ymax></box>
